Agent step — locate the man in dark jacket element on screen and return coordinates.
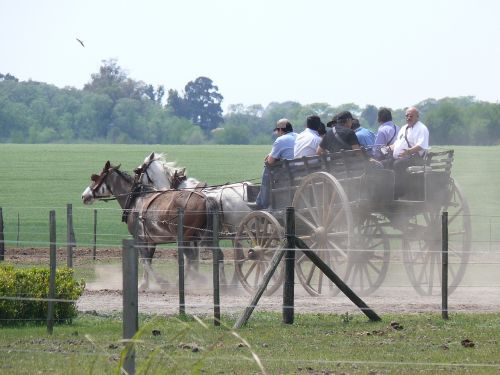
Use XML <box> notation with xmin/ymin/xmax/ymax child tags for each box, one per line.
<box><xmin>317</xmin><ymin>111</ymin><xmax>360</xmax><ymax>155</ymax></box>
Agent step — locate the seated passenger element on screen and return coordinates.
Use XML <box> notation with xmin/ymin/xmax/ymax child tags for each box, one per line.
<box><xmin>372</xmin><ymin>107</ymin><xmax>400</xmax><ymax>161</ymax></box>
<box><xmin>351</xmin><ymin>119</ymin><xmax>375</xmax><ymax>149</ymax></box>
<box><xmin>317</xmin><ymin>111</ymin><xmax>360</xmax><ymax>155</ymax></box>
<box><xmin>249</xmin><ymin>119</ymin><xmax>297</xmax><ymax>209</ymax></box>
<box><xmin>294</xmin><ymin>115</ymin><xmax>324</xmax><ymax>158</ymax></box>
<box><xmin>391</xmin><ymin>106</ymin><xmax>430</xmax><ymax>199</ymax></box>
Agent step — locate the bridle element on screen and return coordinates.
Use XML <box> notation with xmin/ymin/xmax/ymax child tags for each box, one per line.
<box><xmin>134</xmin><ymin>158</ymin><xmax>186</xmax><ymax>190</ymax></box>
<box><xmin>134</xmin><ymin>159</ymin><xmax>155</xmax><ymax>186</ymax></box>
<box><xmin>90</xmin><ymin>169</ymin><xmax>113</xmax><ymax>200</ymax></box>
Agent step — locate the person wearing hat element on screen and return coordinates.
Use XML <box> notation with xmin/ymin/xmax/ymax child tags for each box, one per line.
<box><xmin>317</xmin><ymin>111</ymin><xmax>360</xmax><ymax>155</ymax></box>
<box><xmin>294</xmin><ymin>115</ymin><xmax>324</xmax><ymax>158</ymax></box>
<box><xmin>249</xmin><ymin>118</ymin><xmax>297</xmax><ymax>209</ymax></box>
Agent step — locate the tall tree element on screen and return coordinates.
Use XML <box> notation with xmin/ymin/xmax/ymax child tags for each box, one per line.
<box><xmin>168</xmin><ymin>76</ymin><xmax>224</xmax><ymax>135</ymax></box>
<box><xmin>360</xmin><ymin>104</ymin><xmax>378</xmax><ymax>129</ymax></box>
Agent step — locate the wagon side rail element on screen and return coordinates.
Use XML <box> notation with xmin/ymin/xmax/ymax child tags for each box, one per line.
<box><xmin>268</xmin><ymin>150</ymin><xmax>370</xmax><ymax>209</ymax></box>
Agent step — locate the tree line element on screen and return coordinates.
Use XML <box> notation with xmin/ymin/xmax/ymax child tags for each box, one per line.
<box><xmin>1</xmin><ymin>61</ymin><xmax>499</xmax><ymax>145</ymax></box>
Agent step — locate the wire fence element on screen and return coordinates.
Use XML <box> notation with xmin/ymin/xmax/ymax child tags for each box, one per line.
<box><xmin>1</xmin><ymin>205</ymin><xmax>500</xmax><ymax>317</ymax></box>
<box><xmin>1</xmin><ymin>205</ymin><xmax>500</xmax><ymax>373</ymax></box>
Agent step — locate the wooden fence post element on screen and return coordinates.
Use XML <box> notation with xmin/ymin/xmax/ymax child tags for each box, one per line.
<box><xmin>442</xmin><ymin>211</ymin><xmax>449</xmax><ymax>320</ymax></box>
<box><xmin>122</xmin><ymin>238</ymin><xmax>138</xmax><ymax>375</ymax></box>
<box><xmin>17</xmin><ymin>213</ymin><xmax>20</xmax><ymax>247</ymax></box>
<box><xmin>66</xmin><ymin>204</ymin><xmax>74</xmax><ymax>268</ymax></box>
<box><xmin>0</xmin><ymin>207</ymin><xmax>4</xmax><ymax>261</ymax></box>
<box><xmin>93</xmin><ymin>209</ymin><xmax>97</xmax><ymax>260</ymax></box>
<box><xmin>212</xmin><ymin>208</ymin><xmax>221</xmax><ymax>326</ymax></box>
<box><xmin>47</xmin><ymin>210</ymin><xmax>56</xmax><ymax>335</ymax></box>
<box><xmin>177</xmin><ymin>208</ymin><xmax>185</xmax><ymax>316</ymax></box>
<box><xmin>283</xmin><ymin>207</ymin><xmax>295</xmax><ymax>325</ymax></box>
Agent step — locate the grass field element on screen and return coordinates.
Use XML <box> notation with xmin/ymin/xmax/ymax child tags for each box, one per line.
<box><xmin>0</xmin><ymin>144</ymin><xmax>499</xmax><ymax>248</ymax></box>
<box><xmin>0</xmin><ymin>312</ymin><xmax>499</xmax><ymax>374</ymax></box>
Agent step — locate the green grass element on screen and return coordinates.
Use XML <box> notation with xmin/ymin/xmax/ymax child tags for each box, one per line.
<box><xmin>0</xmin><ymin>144</ymin><xmax>499</xmax><ymax>248</ymax></box>
<box><xmin>0</xmin><ymin>312</ymin><xmax>499</xmax><ymax>374</ymax></box>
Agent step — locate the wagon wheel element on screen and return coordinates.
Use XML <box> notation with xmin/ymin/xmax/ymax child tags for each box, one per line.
<box><xmin>345</xmin><ymin>213</ymin><xmax>391</xmax><ymax>296</ymax></box>
<box><xmin>292</xmin><ymin>172</ymin><xmax>353</xmax><ymax>296</ymax></box>
<box><xmin>233</xmin><ymin>211</ymin><xmax>285</xmax><ymax>296</ymax></box>
<box><xmin>402</xmin><ymin>180</ymin><xmax>471</xmax><ymax>296</ymax></box>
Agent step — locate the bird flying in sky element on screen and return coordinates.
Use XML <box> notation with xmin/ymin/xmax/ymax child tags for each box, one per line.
<box><xmin>76</xmin><ymin>38</ymin><xmax>85</xmax><ymax>47</ymax></box>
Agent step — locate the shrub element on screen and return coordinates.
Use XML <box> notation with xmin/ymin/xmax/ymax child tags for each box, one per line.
<box><xmin>0</xmin><ymin>264</ymin><xmax>85</xmax><ymax>325</ymax></box>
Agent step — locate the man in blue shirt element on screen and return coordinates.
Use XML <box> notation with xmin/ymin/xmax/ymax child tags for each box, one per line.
<box><xmin>250</xmin><ymin>118</ymin><xmax>297</xmax><ymax>209</ymax></box>
<box><xmin>351</xmin><ymin>119</ymin><xmax>375</xmax><ymax>149</ymax></box>
<box><xmin>372</xmin><ymin>107</ymin><xmax>400</xmax><ymax>160</ymax></box>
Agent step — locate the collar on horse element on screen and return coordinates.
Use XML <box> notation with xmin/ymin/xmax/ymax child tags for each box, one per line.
<box><xmin>170</xmin><ymin>170</ymin><xmax>187</xmax><ymax>190</ymax></box>
<box><xmin>122</xmin><ymin>181</ymin><xmax>156</xmax><ymax>223</ymax></box>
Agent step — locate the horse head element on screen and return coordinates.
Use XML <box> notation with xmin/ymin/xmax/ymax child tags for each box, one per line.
<box><xmin>81</xmin><ymin>161</ymin><xmax>123</xmax><ymax>204</ymax></box>
<box><xmin>134</xmin><ymin>152</ymin><xmax>191</xmax><ymax>190</ymax></box>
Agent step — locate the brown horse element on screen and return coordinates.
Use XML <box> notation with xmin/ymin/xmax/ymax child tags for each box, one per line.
<box><xmin>81</xmin><ymin>161</ymin><xmax>217</xmax><ymax>290</ymax></box>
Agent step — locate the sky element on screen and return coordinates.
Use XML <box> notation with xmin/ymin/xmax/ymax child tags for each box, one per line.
<box><xmin>1</xmin><ymin>0</ymin><xmax>500</xmax><ymax>112</ymax></box>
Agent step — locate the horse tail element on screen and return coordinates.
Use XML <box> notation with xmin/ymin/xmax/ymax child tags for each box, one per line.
<box><xmin>203</xmin><ymin>196</ymin><xmax>220</xmax><ymax>247</ymax></box>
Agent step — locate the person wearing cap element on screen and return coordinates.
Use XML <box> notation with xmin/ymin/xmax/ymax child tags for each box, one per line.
<box><xmin>351</xmin><ymin>119</ymin><xmax>376</xmax><ymax>149</ymax></box>
<box><xmin>294</xmin><ymin>115</ymin><xmax>324</xmax><ymax>158</ymax></box>
<box><xmin>317</xmin><ymin>111</ymin><xmax>360</xmax><ymax>155</ymax></box>
<box><xmin>250</xmin><ymin>118</ymin><xmax>297</xmax><ymax>209</ymax></box>
<box><xmin>372</xmin><ymin>107</ymin><xmax>400</xmax><ymax>160</ymax></box>
<box><xmin>391</xmin><ymin>106</ymin><xmax>430</xmax><ymax>198</ymax></box>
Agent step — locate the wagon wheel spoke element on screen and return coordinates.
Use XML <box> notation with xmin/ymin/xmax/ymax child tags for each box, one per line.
<box><xmin>242</xmin><ymin>223</ymin><xmax>257</xmax><ymax>244</ymax></box>
<box><xmin>298</xmin><ymin>194</ymin><xmax>320</xmax><ymax>224</ymax></box>
<box><xmin>295</xmin><ymin>211</ymin><xmax>317</xmax><ymax>230</ymax></box>
<box><xmin>234</xmin><ymin>211</ymin><xmax>285</xmax><ymax>296</ymax></box>
<box><xmin>306</xmin><ymin>263</ymin><xmax>317</xmax><ymax>285</ymax></box>
<box><xmin>242</xmin><ymin>261</ymin><xmax>257</xmax><ymax>282</ymax></box>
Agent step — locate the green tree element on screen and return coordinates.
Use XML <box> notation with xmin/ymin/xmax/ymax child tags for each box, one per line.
<box><xmin>168</xmin><ymin>77</ymin><xmax>224</xmax><ymax>136</ymax></box>
<box><xmin>360</xmin><ymin>104</ymin><xmax>378</xmax><ymax>129</ymax></box>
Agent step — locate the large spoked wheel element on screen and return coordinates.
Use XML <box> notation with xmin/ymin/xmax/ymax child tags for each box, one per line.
<box><xmin>292</xmin><ymin>172</ymin><xmax>353</xmax><ymax>296</ymax></box>
<box><xmin>402</xmin><ymin>180</ymin><xmax>471</xmax><ymax>296</ymax></box>
<box><xmin>345</xmin><ymin>213</ymin><xmax>391</xmax><ymax>296</ymax></box>
<box><xmin>233</xmin><ymin>211</ymin><xmax>285</xmax><ymax>296</ymax></box>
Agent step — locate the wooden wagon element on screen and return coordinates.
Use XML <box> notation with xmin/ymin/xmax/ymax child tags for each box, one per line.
<box><xmin>232</xmin><ymin>149</ymin><xmax>471</xmax><ymax>297</ymax></box>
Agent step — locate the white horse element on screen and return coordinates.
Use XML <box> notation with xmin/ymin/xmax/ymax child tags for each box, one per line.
<box><xmin>135</xmin><ymin>152</ymin><xmax>254</xmax><ymax>236</ymax></box>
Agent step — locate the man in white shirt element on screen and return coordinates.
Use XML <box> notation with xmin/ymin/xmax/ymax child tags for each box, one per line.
<box><xmin>294</xmin><ymin>115</ymin><xmax>324</xmax><ymax>158</ymax></box>
<box><xmin>391</xmin><ymin>106</ymin><xmax>430</xmax><ymax>198</ymax></box>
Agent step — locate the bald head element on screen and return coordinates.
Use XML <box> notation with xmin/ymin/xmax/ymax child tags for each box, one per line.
<box><xmin>405</xmin><ymin>107</ymin><xmax>419</xmax><ymax>126</ymax></box>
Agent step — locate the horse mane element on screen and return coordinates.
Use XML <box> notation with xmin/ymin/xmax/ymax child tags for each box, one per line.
<box><xmin>109</xmin><ymin>163</ymin><xmax>134</xmax><ymax>183</ymax></box>
<box><xmin>148</xmin><ymin>152</ymin><xmax>186</xmax><ymax>178</ymax></box>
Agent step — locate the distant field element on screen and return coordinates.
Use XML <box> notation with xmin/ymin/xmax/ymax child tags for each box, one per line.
<box><xmin>0</xmin><ymin>144</ymin><xmax>499</xmax><ymax>248</ymax></box>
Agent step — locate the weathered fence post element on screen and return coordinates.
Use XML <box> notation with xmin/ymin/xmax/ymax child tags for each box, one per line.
<box><xmin>0</xmin><ymin>207</ymin><xmax>4</xmax><ymax>261</ymax></box>
<box><xmin>212</xmin><ymin>208</ymin><xmax>221</xmax><ymax>326</ymax></box>
<box><xmin>442</xmin><ymin>211</ymin><xmax>449</xmax><ymax>320</ymax></box>
<box><xmin>93</xmin><ymin>209</ymin><xmax>97</xmax><ymax>260</ymax></box>
<box><xmin>177</xmin><ymin>208</ymin><xmax>185</xmax><ymax>316</ymax></box>
<box><xmin>122</xmin><ymin>238</ymin><xmax>138</xmax><ymax>375</ymax></box>
<box><xmin>66</xmin><ymin>203</ymin><xmax>74</xmax><ymax>268</ymax></box>
<box><xmin>283</xmin><ymin>207</ymin><xmax>295</xmax><ymax>325</ymax></box>
<box><xmin>16</xmin><ymin>213</ymin><xmax>20</xmax><ymax>247</ymax></box>
<box><xmin>47</xmin><ymin>210</ymin><xmax>56</xmax><ymax>335</ymax></box>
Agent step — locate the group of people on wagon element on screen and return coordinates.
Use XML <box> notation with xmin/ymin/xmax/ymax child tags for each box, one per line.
<box><xmin>249</xmin><ymin>106</ymin><xmax>430</xmax><ymax>209</ymax></box>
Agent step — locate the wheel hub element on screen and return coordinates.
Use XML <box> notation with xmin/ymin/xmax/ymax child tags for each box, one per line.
<box><xmin>248</xmin><ymin>246</ymin><xmax>262</xmax><ymax>260</ymax></box>
<box><xmin>312</xmin><ymin>226</ymin><xmax>326</xmax><ymax>244</ymax></box>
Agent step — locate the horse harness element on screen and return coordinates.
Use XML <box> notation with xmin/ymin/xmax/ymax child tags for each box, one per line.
<box><xmin>128</xmin><ymin>187</ymin><xmax>208</xmax><ymax>244</ymax></box>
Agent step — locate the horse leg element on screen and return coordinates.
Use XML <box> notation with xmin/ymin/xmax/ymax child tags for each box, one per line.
<box><xmin>138</xmin><ymin>243</ymin><xmax>169</xmax><ymax>290</ymax></box>
<box><xmin>138</xmin><ymin>243</ymin><xmax>153</xmax><ymax>291</ymax></box>
<box><xmin>184</xmin><ymin>242</ymin><xmax>207</xmax><ymax>285</ymax></box>
<box><xmin>217</xmin><ymin>247</ymin><xmax>230</xmax><ymax>293</ymax></box>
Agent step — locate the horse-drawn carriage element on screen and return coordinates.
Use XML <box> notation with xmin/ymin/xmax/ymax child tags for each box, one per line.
<box><xmin>234</xmin><ymin>149</ymin><xmax>471</xmax><ymax>297</ymax></box>
<box><xmin>82</xmin><ymin>149</ymin><xmax>470</xmax><ymax>297</ymax></box>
